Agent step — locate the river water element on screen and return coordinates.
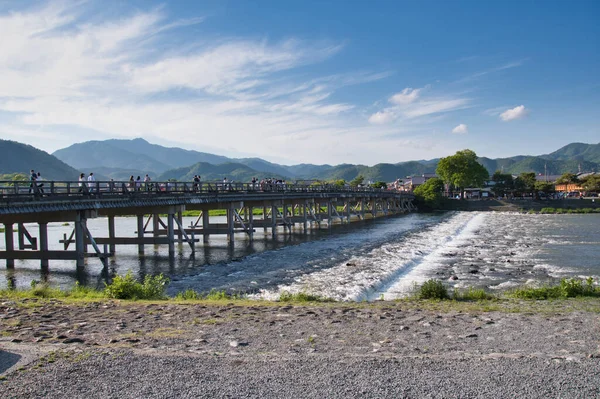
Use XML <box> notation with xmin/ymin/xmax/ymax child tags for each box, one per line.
<box><xmin>1</xmin><ymin>212</ymin><xmax>598</xmax><ymax>300</ymax></box>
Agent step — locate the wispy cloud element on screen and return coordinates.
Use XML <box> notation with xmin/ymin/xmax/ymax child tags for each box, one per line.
<box><xmin>368</xmin><ymin>86</ymin><xmax>470</xmax><ymax>125</ymax></box>
<box><xmin>500</xmin><ymin>105</ymin><xmax>529</xmax><ymax>121</ymax></box>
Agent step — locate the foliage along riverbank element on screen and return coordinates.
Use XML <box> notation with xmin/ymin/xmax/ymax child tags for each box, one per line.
<box><xmin>2</xmin><ymin>273</ymin><xmax>599</xmax><ymax>306</ymax></box>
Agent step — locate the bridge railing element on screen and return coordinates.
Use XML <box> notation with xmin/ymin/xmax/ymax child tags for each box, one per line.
<box><xmin>0</xmin><ymin>180</ymin><xmax>412</xmax><ymax>200</ymax></box>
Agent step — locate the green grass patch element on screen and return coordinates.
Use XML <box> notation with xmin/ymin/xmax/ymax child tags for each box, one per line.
<box><xmin>508</xmin><ymin>277</ymin><xmax>600</xmax><ymax>299</ymax></box>
<box><xmin>538</xmin><ymin>207</ymin><xmax>600</xmax><ymax>214</ymax></box>
<box><xmin>413</xmin><ymin>279</ymin><xmax>449</xmax><ymax>300</ymax></box>
<box><xmin>278</xmin><ymin>291</ymin><xmax>335</xmax><ymax>302</ymax></box>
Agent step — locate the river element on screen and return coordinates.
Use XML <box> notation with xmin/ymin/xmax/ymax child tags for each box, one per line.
<box><xmin>1</xmin><ymin>212</ymin><xmax>598</xmax><ymax>300</ymax></box>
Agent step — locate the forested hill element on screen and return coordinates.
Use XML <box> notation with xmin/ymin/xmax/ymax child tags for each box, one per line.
<box><xmin>7</xmin><ymin>138</ymin><xmax>598</xmax><ymax>182</ymax></box>
<box><xmin>0</xmin><ymin>140</ymin><xmax>81</xmax><ymax>180</ymax></box>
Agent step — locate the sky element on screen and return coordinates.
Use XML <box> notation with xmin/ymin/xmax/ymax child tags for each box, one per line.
<box><xmin>0</xmin><ymin>0</ymin><xmax>598</xmax><ymax>166</ymax></box>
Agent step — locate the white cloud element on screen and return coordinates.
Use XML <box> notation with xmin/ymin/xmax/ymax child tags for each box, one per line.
<box><xmin>452</xmin><ymin>124</ymin><xmax>468</xmax><ymax>134</ymax></box>
<box><xmin>368</xmin><ymin>110</ymin><xmax>396</xmax><ymax>124</ymax></box>
<box><xmin>389</xmin><ymin>88</ymin><xmax>420</xmax><ymax>105</ymax></box>
<box><xmin>0</xmin><ymin>1</ymin><xmax>479</xmax><ymax>165</ymax></box>
<box><xmin>500</xmin><ymin>105</ymin><xmax>529</xmax><ymax>121</ymax></box>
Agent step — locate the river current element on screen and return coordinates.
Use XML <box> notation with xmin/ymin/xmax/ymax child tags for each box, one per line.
<box><xmin>1</xmin><ymin>212</ymin><xmax>598</xmax><ymax>300</ymax></box>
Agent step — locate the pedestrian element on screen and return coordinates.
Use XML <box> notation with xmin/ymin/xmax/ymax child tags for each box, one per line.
<box><xmin>136</xmin><ymin>176</ymin><xmax>142</xmax><ymax>191</ymax></box>
<box><xmin>193</xmin><ymin>175</ymin><xmax>199</xmax><ymax>191</ymax></box>
<box><xmin>29</xmin><ymin>169</ymin><xmax>37</xmax><ymax>194</ymax></box>
<box><xmin>144</xmin><ymin>174</ymin><xmax>152</xmax><ymax>191</ymax></box>
<box><xmin>36</xmin><ymin>172</ymin><xmax>45</xmax><ymax>194</ymax></box>
<box><xmin>128</xmin><ymin>175</ymin><xmax>134</xmax><ymax>191</ymax></box>
<box><xmin>78</xmin><ymin>173</ymin><xmax>86</xmax><ymax>193</ymax></box>
<box><xmin>87</xmin><ymin>172</ymin><xmax>96</xmax><ymax>193</ymax></box>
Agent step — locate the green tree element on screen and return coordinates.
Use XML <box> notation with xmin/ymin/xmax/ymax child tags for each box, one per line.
<box><xmin>534</xmin><ymin>181</ymin><xmax>555</xmax><ymax>197</ymax></box>
<box><xmin>555</xmin><ymin>173</ymin><xmax>579</xmax><ymax>185</ymax></box>
<box><xmin>580</xmin><ymin>174</ymin><xmax>600</xmax><ymax>192</ymax></box>
<box><xmin>491</xmin><ymin>171</ymin><xmax>514</xmax><ymax>197</ymax></box>
<box><xmin>413</xmin><ymin>178</ymin><xmax>444</xmax><ymax>209</ymax></box>
<box><xmin>435</xmin><ymin>149</ymin><xmax>489</xmax><ymax>199</ymax></box>
<box><xmin>514</xmin><ymin>172</ymin><xmax>537</xmax><ymax>196</ymax></box>
<box><xmin>371</xmin><ymin>181</ymin><xmax>387</xmax><ymax>189</ymax></box>
<box><xmin>331</xmin><ymin>179</ymin><xmax>346</xmax><ymax>188</ymax></box>
<box><xmin>349</xmin><ymin>175</ymin><xmax>364</xmax><ymax>187</ymax></box>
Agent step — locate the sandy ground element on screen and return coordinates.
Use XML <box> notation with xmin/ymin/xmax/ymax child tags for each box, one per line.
<box><xmin>1</xmin><ymin>298</ymin><xmax>600</xmax><ymax>398</ymax></box>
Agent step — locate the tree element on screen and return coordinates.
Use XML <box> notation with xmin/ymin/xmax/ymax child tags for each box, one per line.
<box><xmin>555</xmin><ymin>173</ymin><xmax>579</xmax><ymax>185</ymax></box>
<box><xmin>491</xmin><ymin>171</ymin><xmax>514</xmax><ymax>197</ymax></box>
<box><xmin>331</xmin><ymin>179</ymin><xmax>346</xmax><ymax>188</ymax></box>
<box><xmin>371</xmin><ymin>181</ymin><xmax>387</xmax><ymax>189</ymax></box>
<box><xmin>580</xmin><ymin>174</ymin><xmax>600</xmax><ymax>192</ymax></box>
<box><xmin>413</xmin><ymin>178</ymin><xmax>444</xmax><ymax>209</ymax></box>
<box><xmin>534</xmin><ymin>181</ymin><xmax>555</xmax><ymax>197</ymax></box>
<box><xmin>514</xmin><ymin>172</ymin><xmax>536</xmax><ymax>196</ymax></box>
<box><xmin>349</xmin><ymin>175</ymin><xmax>364</xmax><ymax>187</ymax></box>
<box><xmin>435</xmin><ymin>150</ymin><xmax>489</xmax><ymax>199</ymax></box>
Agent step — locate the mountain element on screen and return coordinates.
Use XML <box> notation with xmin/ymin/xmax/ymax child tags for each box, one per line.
<box><xmin>156</xmin><ymin>162</ymin><xmax>287</xmax><ymax>183</ymax></box>
<box><xmin>542</xmin><ymin>142</ymin><xmax>600</xmax><ymax>163</ymax></box>
<box><xmin>50</xmin><ymin>138</ymin><xmax>599</xmax><ymax>183</ymax></box>
<box><xmin>53</xmin><ymin>140</ymin><xmax>171</xmax><ymax>173</ymax></box>
<box><xmin>53</xmin><ymin>138</ymin><xmax>231</xmax><ymax>174</ymax></box>
<box><xmin>0</xmin><ymin>139</ymin><xmax>81</xmax><ymax>180</ymax></box>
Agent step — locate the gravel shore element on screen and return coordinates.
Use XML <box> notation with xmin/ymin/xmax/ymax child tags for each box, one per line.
<box><xmin>1</xmin><ymin>299</ymin><xmax>599</xmax><ymax>398</ymax></box>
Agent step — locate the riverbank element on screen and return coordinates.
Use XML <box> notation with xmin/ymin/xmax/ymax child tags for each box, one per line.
<box><xmin>1</xmin><ymin>297</ymin><xmax>599</xmax><ymax>398</ymax></box>
<box><xmin>441</xmin><ymin>198</ymin><xmax>600</xmax><ymax>212</ymax></box>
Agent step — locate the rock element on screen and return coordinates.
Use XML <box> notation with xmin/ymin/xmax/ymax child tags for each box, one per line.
<box><xmin>449</xmin><ymin>275</ymin><xmax>459</xmax><ymax>281</ymax></box>
<box><xmin>462</xmin><ymin>334</ymin><xmax>478</xmax><ymax>339</ymax></box>
<box><xmin>10</xmin><ymin>338</ymin><xmax>22</xmax><ymax>343</ymax></box>
<box><xmin>230</xmin><ymin>341</ymin><xmax>239</xmax><ymax>347</ymax></box>
<box><xmin>345</xmin><ymin>262</ymin><xmax>356</xmax><ymax>266</ymax></box>
<box><xmin>399</xmin><ymin>325</ymin><xmax>409</xmax><ymax>331</ymax></box>
<box><xmin>63</xmin><ymin>337</ymin><xmax>85</xmax><ymax>344</ymax></box>
<box><xmin>469</xmin><ymin>269</ymin><xmax>479</xmax><ymax>274</ymax></box>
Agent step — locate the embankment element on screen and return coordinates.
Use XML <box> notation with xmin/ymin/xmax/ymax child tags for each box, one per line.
<box><xmin>442</xmin><ymin>198</ymin><xmax>600</xmax><ymax>212</ymax></box>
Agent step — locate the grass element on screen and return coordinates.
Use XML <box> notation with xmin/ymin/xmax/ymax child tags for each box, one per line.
<box><xmin>2</xmin><ymin>275</ymin><xmax>599</xmax><ymax>311</ymax></box>
<box><xmin>278</xmin><ymin>291</ymin><xmax>335</xmax><ymax>302</ymax></box>
<box><xmin>538</xmin><ymin>207</ymin><xmax>600</xmax><ymax>214</ymax></box>
<box><xmin>508</xmin><ymin>277</ymin><xmax>600</xmax><ymax>299</ymax></box>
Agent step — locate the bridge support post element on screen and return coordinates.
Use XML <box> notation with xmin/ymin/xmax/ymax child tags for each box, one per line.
<box><xmin>248</xmin><ymin>207</ymin><xmax>254</xmax><ymax>241</ymax></box>
<box><xmin>303</xmin><ymin>201</ymin><xmax>308</xmax><ymax>233</ymax></box>
<box><xmin>263</xmin><ymin>205</ymin><xmax>268</xmax><ymax>233</ymax></box>
<box><xmin>360</xmin><ymin>199</ymin><xmax>365</xmax><ymax>220</ymax></box>
<box><xmin>137</xmin><ymin>214</ymin><xmax>144</xmax><ymax>255</ymax></box>
<box><xmin>39</xmin><ymin>222</ymin><xmax>48</xmax><ymax>268</ymax></box>
<box><xmin>152</xmin><ymin>214</ymin><xmax>159</xmax><ymax>239</ymax></box>
<box><xmin>74</xmin><ymin>213</ymin><xmax>85</xmax><ymax>268</ymax></box>
<box><xmin>202</xmin><ymin>211</ymin><xmax>209</xmax><ymax>243</ymax></box>
<box><xmin>167</xmin><ymin>212</ymin><xmax>175</xmax><ymax>256</ymax></box>
<box><xmin>108</xmin><ymin>216</ymin><xmax>116</xmax><ymax>253</ymax></box>
<box><xmin>227</xmin><ymin>205</ymin><xmax>234</xmax><ymax>243</ymax></box>
<box><xmin>271</xmin><ymin>202</ymin><xmax>277</xmax><ymax>238</ymax></box>
<box><xmin>177</xmin><ymin>211</ymin><xmax>183</xmax><ymax>242</ymax></box>
<box><xmin>4</xmin><ymin>223</ymin><xmax>14</xmax><ymax>268</ymax></box>
<box><xmin>327</xmin><ymin>201</ymin><xmax>332</xmax><ymax>230</ymax></box>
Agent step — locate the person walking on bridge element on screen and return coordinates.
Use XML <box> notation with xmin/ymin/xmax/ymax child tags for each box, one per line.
<box><xmin>87</xmin><ymin>172</ymin><xmax>96</xmax><ymax>193</ymax></box>
<box><xmin>29</xmin><ymin>169</ymin><xmax>37</xmax><ymax>194</ymax></box>
<box><xmin>78</xmin><ymin>173</ymin><xmax>86</xmax><ymax>193</ymax></box>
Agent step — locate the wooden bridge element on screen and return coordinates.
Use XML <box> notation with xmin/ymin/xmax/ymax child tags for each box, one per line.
<box><xmin>0</xmin><ymin>180</ymin><xmax>416</xmax><ymax>269</ymax></box>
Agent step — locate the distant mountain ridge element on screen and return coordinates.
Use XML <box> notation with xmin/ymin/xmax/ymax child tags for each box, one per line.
<box><xmin>4</xmin><ymin>138</ymin><xmax>593</xmax><ymax>182</ymax></box>
<box><xmin>0</xmin><ymin>140</ymin><xmax>81</xmax><ymax>180</ymax></box>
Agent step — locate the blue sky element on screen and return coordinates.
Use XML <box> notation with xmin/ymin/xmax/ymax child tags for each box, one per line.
<box><xmin>0</xmin><ymin>0</ymin><xmax>598</xmax><ymax>165</ymax></box>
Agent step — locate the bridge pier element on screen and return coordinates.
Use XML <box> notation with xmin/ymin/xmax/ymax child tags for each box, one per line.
<box><xmin>108</xmin><ymin>216</ymin><xmax>116</xmax><ymax>253</ymax></box>
<box><xmin>4</xmin><ymin>223</ymin><xmax>14</xmax><ymax>269</ymax></box>
<box><xmin>74</xmin><ymin>213</ymin><xmax>86</xmax><ymax>268</ymax></box>
<box><xmin>137</xmin><ymin>214</ymin><xmax>144</xmax><ymax>254</ymax></box>
<box><xmin>202</xmin><ymin>211</ymin><xmax>210</xmax><ymax>243</ymax></box>
<box><xmin>39</xmin><ymin>222</ymin><xmax>48</xmax><ymax>268</ymax></box>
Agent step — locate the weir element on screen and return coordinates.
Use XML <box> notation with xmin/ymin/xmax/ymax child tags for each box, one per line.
<box><xmin>0</xmin><ymin>180</ymin><xmax>416</xmax><ymax>269</ymax></box>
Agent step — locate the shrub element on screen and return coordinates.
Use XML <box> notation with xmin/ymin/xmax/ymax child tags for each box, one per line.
<box><xmin>104</xmin><ymin>271</ymin><xmax>169</xmax><ymax>300</ymax></box>
<box><xmin>175</xmin><ymin>289</ymin><xmax>201</xmax><ymax>300</ymax></box>
<box><xmin>453</xmin><ymin>287</ymin><xmax>495</xmax><ymax>301</ymax></box>
<box><xmin>509</xmin><ymin>277</ymin><xmax>600</xmax><ymax>300</ymax></box>
<box><xmin>279</xmin><ymin>291</ymin><xmax>334</xmax><ymax>302</ymax></box>
<box><xmin>414</xmin><ymin>279</ymin><xmax>449</xmax><ymax>300</ymax></box>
